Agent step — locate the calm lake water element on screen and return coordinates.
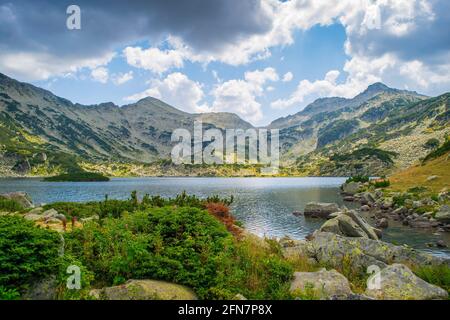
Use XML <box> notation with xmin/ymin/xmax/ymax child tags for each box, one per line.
<box><xmin>1</xmin><ymin>177</ymin><xmax>449</xmax><ymax>258</ymax></box>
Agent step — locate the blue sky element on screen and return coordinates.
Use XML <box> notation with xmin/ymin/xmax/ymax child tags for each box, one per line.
<box><xmin>1</xmin><ymin>0</ymin><xmax>450</xmax><ymax>126</ymax></box>
<box><xmin>36</xmin><ymin>24</ymin><xmax>348</xmax><ymax>125</ymax></box>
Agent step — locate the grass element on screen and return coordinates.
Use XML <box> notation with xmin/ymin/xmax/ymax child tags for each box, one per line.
<box><xmin>0</xmin><ymin>197</ymin><xmax>24</xmax><ymax>212</ymax></box>
<box><xmin>412</xmin><ymin>265</ymin><xmax>450</xmax><ymax>295</ymax></box>
<box><xmin>388</xmin><ymin>151</ymin><xmax>449</xmax><ymax>193</ymax></box>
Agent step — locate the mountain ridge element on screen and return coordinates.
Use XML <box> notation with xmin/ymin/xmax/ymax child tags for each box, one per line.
<box><xmin>0</xmin><ymin>72</ymin><xmax>448</xmax><ymax>177</ymax></box>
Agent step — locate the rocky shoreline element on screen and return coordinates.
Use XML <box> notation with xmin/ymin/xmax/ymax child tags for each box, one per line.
<box><xmin>341</xmin><ymin>180</ymin><xmax>450</xmax><ymax>234</ymax></box>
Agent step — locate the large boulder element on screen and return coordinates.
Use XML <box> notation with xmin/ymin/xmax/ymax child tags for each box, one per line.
<box><xmin>89</xmin><ymin>280</ymin><xmax>197</xmax><ymax>300</ymax></box>
<box><xmin>342</xmin><ymin>182</ymin><xmax>361</xmax><ymax>195</ymax></box>
<box><xmin>0</xmin><ymin>191</ymin><xmax>33</xmax><ymax>208</ymax></box>
<box><xmin>290</xmin><ymin>268</ymin><xmax>353</xmax><ymax>300</ymax></box>
<box><xmin>435</xmin><ymin>205</ymin><xmax>450</xmax><ymax>223</ymax></box>
<box><xmin>320</xmin><ymin>214</ymin><xmax>368</xmax><ymax>238</ymax></box>
<box><xmin>365</xmin><ymin>264</ymin><xmax>448</xmax><ymax>300</ymax></box>
<box><xmin>319</xmin><ymin>210</ymin><xmax>379</xmax><ymax>240</ymax></box>
<box><xmin>303</xmin><ymin>232</ymin><xmax>448</xmax><ymax>273</ymax></box>
<box><xmin>304</xmin><ymin>202</ymin><xmax>340</xmax><ymax>219</ymax></box>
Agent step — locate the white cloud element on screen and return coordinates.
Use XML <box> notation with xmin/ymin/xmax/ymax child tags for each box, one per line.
<box><xmin>112</xmin><ymin>71</ymin><xmax>134</xmax><ymax>85</ymax></box>
<box><xmin>208</xmin><ymin>67</ymin><xmax>279</xmax><ymax>124</ymax></box>
<box><xmin>90</xmin><ymin>67</ymin><xmax>109</xmax><ymax>84</ymax></box>
<box><xmin>125</xmin><ymin>72</ymin><xmax>208</xmax><ymax>113</ymax></box>
<box><xmin>123</xmin><ymin>46</ymin><xmax>184</xmax><ymax>74</ymax></box>
<box><xmin>0</xmin><ymin>51</ymin><xmax>115</xmax><ymax>81</ymax></box>
<box><xmin>282</xmin><ymin>71</ymin><xmax>293</xmax><ymax>82</ymax></box>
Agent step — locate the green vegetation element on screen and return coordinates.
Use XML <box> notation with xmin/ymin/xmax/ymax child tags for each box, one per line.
<box><xmin>43</xmin><ymin>191</ymin><xmax>234</xmax><ymax>219</ymax></box>
<box><xmin>423</xmin><ymin>137</ymin><xmax>450</xmax><ymax>163</ymax></box>
<box><xmin>345</xmin><ymin>175</ymin><xmax>369</xmax><ymax>184</ymax></box>
<box><xmin>0</xmin><ymin>216</ymin><xmax>61</xmax><ymax>295</ymax></box>
<box><xmin>413</xmin><ymin>265</ymin><xmax>450</xmax><ymax>295</ymax></box>
<box><xmin>331</xmin><ymin>147</ymin><xmax>397</xmax><ymax>164</ymax></box>
<box><xmin>424</xmin><ymin>138</ymin><xmax>440</xmax><ymax>150</ymax></box>
<box><xmin>43</xmin><ymin>171</ymin><xmax>110</xmax><ymax>182</ymax></box>
<box><xmin>372</xmin><ymin>179</ymin><xmax>390</xmax><ymax>188</ymax></box>
<box><xmin>0</xmin><ymin>197</ymin><xmax>24</xmax><ymax>212</ymax></box>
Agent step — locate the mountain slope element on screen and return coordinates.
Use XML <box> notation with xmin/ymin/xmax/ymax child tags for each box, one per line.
<box><xmin>0</xmin><ymin>72</ymin><xmax>448</xmax><ymax>177</ymax></box>
<box><xmin>0</xmin><ymin>73</ymin><xmax>254</xmax><ymax>175</ymax></box>
<box><xmin>293</xmin><ymin>92</ymin><xmax>450</xmax><ymax>176</ymax></box>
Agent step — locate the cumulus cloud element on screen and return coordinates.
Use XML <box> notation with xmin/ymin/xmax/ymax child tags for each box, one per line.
<box><xmin>208</xmin><ymin>67</ymin><xmax>279</xmax><ymax>124</ymax></box>
<box><xmin>282</xmin><ymin>72</ymin><xmax>293</xmax><ymax>82</ymax></box>
<box><xmin>125</xmin><ymin>72</ymin><xmax>208</xmax><ymax>113</ymax></box>
<box><xmin>112</xmin><ymin>71</ymin><xmax>134</xmax><ymax>85</ymax></box>
<box><xmin>90</xmin><ymin>67</ymin><xmax>109</xmax><ymax>84</ymax></box>
<box><xmin>124</xmin><ymin>47</ymin><xmax>184</xmax><ymax>74</ymax></box>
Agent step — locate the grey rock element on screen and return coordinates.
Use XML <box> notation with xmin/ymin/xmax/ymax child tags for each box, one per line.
<box><xmin>89</xmin><ymin>279</ymin><xmax>198</xmax><ymax>300</ymax></box>
<box><xmin>342</xmin><ymin>182</ymin><xmax>361</xmax><ymax>195</ymax></box>
<box><xmin>365</xmin><ymin>264</ymin><xmax>448</xmax><ymax>300</ymax></box>
<box><xmin>304</xmin><ymin>202</ymin><xmax>340</xmax><ymax>219</ymax></box>
<box><xmin>290</xmin><ymin>268</ymin><xmax>353</xmax><ymax>300</ymax></box>
<box><xmin>375</xmin><ymin>218</ymin><xmax>389</xmax><ymax>229</ymax></box>
<box><xmin>435</xmin><ymin>205</ymin><xmax>450</xmax><ymax>223</ymax></box>
<box><xmin>305</xmin><ymin>232</ymin><xmax>449</xmax><ymax>273</ymax></box>
<box><xmin>0</xmin><ymin>191</ymin><xmax>33</xmax><ymax>208</ymax></box>
<box><xmin>360</xmin><ymin>205</ymin><xmax>370</xmax><ymax>211</ymax></box>
<box><xmin>436</xmin><ymin>240</ymin><xmax>447</xmax><ymax>248</ymax></box>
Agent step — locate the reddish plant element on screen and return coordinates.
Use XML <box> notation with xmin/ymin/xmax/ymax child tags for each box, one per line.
<box><xmin>205</xmin><ymin>202</ymin><xmax>241</xmax><ymax>237</ymax></box>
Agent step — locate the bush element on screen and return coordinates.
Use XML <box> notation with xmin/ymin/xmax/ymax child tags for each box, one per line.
<box><xmin>64</xmin><ymin>206</ymin><xmax>235</xmax><ymax>298</ymax></box>
<box><xmin>393</xmin><ymin>194</ymin><xmax>412</xmax><ymax>207</ymax></box>
<box><xmin>0</xmin><ymin>216</ymin><xmax>61</xmax><ymax>294</ymax></box>
<box><xmin>0</xmin><ymin>197</ymin><xmax>24</xmax><ymax>212</ymax></box>
<box><xmin>371</xmin><ymin>179</ymin><xmax>390</xmax><ymax>188</ymax></box>
<box><xmin>43</xmin><ymin>171</ymin><xmax>110</xmax><ymax>182</ymax></box>
<box><xmin>205</xmin><ymin>202</ymin><xmax>241</xmax><ymax>236</ymax></box>
<box><xmin>345</xmin><ymin>175</ymin><xmax>369</xmax><ymax>184</ymax></box>
<box><xmin>424</xmin><ymin>138</ymin><xmax>440</xmax><ymax>150</ymax></box>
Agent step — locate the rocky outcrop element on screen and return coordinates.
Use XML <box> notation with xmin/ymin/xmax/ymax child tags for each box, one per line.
<box><xmin>341</xmin><ymin>182</ymin><xmax>362</xmax><ymax>195</ymax></box>
<box><xmin>282</xmin><ymin>232</ymin><xmax>448</xmax><ymax>274</ymax></box>
<box><xmin>365</xmin><ymin>264</ymin><xmax>448</xmax><ymax>300</ymax></box>
<box><xmin>303</xmin><ymin>202</ymin><xmax>340</xmax><ymax>218</ymax></box>
<box><xmin>319</xmin><ymin>209</ymin><xmax>379</xmax><ymax>240</ymax></box>
<box><xmin>89</xmin><ymin>279</ymin><xmax>197</xmax><ymax>300</ymax></box>
<box><xmin>435</xmin><ymin>205</ymin><xmax>450</xmax><ymax>223</ymax></box>
<box><xmin>0</xmin><ymin>191</ymin><xmax>33</xmax><ymax>208</ymax></box>
<box><xmin>290</xmin><ymin>268</ymin><xmax>353</xmax><ymax>300</ymax></box>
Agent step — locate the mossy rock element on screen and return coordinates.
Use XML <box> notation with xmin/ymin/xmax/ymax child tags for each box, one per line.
<box><xmin>89</xmin><ymin>279</ymin><xmax>198</xmax><ymax>300</ymax></box>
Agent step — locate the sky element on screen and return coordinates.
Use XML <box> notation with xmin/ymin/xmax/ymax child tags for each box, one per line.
<box><xmin>1</xmin><ymin>0</ymin><xmax>450</xmax><ymax>126</ymax></box>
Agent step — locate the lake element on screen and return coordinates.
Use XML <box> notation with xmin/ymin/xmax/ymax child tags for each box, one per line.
<box><xmin>1</xmin><ymin>177</ymin><xmax>449</xmax><ymax>258</ymax></box>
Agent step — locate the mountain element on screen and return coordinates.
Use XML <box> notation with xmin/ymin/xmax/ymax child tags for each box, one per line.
<box><xmin>0</xmin><ymin>72</ymin><xmax>448</xmax><ymax>177</ymax></box>
<box><xmin>0</xmin><ymin>72</ymin><xmax>253</xmax><ymax>175</ymax></box>
<box><xmin>269</xmin><ymin>82</ymin><xmax>426</xmax><ymax>129</ymax></box>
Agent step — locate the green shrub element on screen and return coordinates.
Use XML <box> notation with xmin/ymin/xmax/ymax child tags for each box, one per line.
<box><xmin>423</xmin><ymin>137</ymin><xmax>450</xmax><ymax>162</ymax></box>
<box><xmin>424</xmin><ymin>138</ymin><xmax>440</xmax><ymax>150</ymax></box>
<box><xmin>0</xmin><ymin>197</ymin><xmax>24</xmax><ymax>212</ymax></box>
<box><xmin>43</xmin><ymin>171</ymin><xmax>110</xmax><ymax>182</ymax></box>
<box><xmin>345</xmin><ymin>175</ymin><xmax>369</xmax><ymax>184</ymax></box>
<box><xmin>64</xmin><ymin>206</ymin><xmax>235</xmax><ymax>298</ymax></box>
<box><xmin>371</xmin><ymin>179</ymin><xmax>390</xmax><ymax>188</ymax></box>
<box><xmin>0</xmin><ymin>216</ymin><xmax>61</xmax><ymax>294</ymax></box>
<box><xmin>393</xmin><ymin>194</ymin><xmax>412</xmax><ymax>207</ymax></box>
<box><xmin>0</xmin><ymin>286</ymin><xmax>20</xmax><ymax>300</ymax></box>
